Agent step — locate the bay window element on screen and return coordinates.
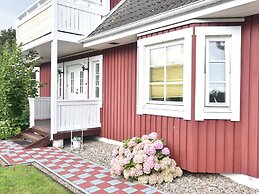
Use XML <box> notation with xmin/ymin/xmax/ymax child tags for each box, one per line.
<box><xmin>137</xmin><ymin>28</ymin><xmax>192</xmax><ymax>120</ymax></box>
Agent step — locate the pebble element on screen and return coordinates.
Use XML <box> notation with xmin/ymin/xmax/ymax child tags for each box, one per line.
<box><xmin>64</xmin><ymin>138</ymin><xmax>259</xmax><ymax>194</ymax></box>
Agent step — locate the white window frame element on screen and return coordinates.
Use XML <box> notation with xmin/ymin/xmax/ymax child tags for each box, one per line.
<box><xmin>205</xmin><ymin>36</ymin><xmax>231</xmax><ymax>107</ymax></box>
<box><xmin>89</xmin><ymin>55</ymin><xmax>103</xmax><ymax>105</ymax></box>
<box><xmin>137</xmin><ymin>28</ymin><xmax>192</xmax><ymax>120</ymax></box>
<box><xmin>57</xmin><ymin>63</ymin><xmax>64</xmax><ymax>99</ymax></box>
<box><xmin>195</xmin><ymin>26</ymin><xmax>241</xmax><ymax>121</ymax></box>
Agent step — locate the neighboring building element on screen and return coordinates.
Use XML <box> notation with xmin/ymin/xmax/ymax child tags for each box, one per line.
<box><xmin>17</xmin><ymin>0</ymin><xmax>259</xmax><ymax>178</ymax></box>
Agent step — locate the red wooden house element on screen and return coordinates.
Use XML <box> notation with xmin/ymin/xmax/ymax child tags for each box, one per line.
<box><xmin>17</xmin><ymin>0</ymin><xmax>259</xmax><ymax>178</ymax></box>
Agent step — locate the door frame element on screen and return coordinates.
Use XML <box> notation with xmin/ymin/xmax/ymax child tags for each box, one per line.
<box><xmin>63</xmin><ymin>58</ymin><xmax>88</xmax><ymax>100</ymax></box>
<box><xmin>58</xmin><ymin>56</ymin><xmax>103</xmax><ymax>101</ymax></box>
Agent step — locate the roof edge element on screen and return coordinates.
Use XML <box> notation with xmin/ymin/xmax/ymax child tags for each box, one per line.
<box><xmin>80</xmin><ymin>0</ymin><xmax>218</xmax><ymax>43</ymax></box>
<box><xmin>80</xmin><ymin>0</ymin><xmax>254</xmax><ymax>48</ymax></box>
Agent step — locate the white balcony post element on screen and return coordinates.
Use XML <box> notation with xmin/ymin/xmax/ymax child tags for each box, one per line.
<box><xmin>51</xmin><ymin>0</ymin><xmax>58</xmax><ymax>140</ymax></box>
<box><xmin>28</xmin><ymin>98</ymin><xmax>35</xmax><ymax>128</ymax></box>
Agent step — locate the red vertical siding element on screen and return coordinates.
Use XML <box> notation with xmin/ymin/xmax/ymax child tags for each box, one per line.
<box><xmin>40</xmin><ymin>63</ymin><xmax>51</xmax><ymax>97</ymax></box>
<box><xmin>101</xmin><ymin>15</ymin><xmax>259</xmax><ymax>177</ymax></box>
<box><xmin>110</xmin><ymin>0</ymin><xmax>121</xmax><ymax>10</ymax></box>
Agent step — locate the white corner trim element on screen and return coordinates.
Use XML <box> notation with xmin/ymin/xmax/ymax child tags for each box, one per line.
<box><xmin>222</xmin><ymin>174</ymin><xmax>259</xmax><ymax>190</ymax></box>
<box><xmin>95</xmin><ymin>137</ymin><xmax>123</xmax><ymax>146</ymax></box>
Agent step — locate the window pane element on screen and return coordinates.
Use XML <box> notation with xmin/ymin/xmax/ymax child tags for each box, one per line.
<box><xmin>71</xmin><ymin>72</ymin><xmax>74</xmax><ymax>93</ymax></box>
<box><xmin>96</xmin><ymin>75</ymin><xmax>100</xmax><ymax>86</ymax></box>
<box><xmin>209</xmin><ymin>41</ymin><xmax>225</xmax><ymax>61</ymax></box>
<box><xmin>95</xmin><ymin>63</ymin><xmax>100</xmax><ymax>74</ymax></box>
<box><xmin>150</xmin><ymin>48</ymin><xmax>164</xmax><ymax>67</ymax></box>
<box><xmin>166</xmin><ymin>44</ymin><xmax>183</xmax><ymax>64</ymax></box>
<box><xmin>59</xmin><ymin>74</ymin><xmax>62</xmax><ymax>97</ymax></box>
<box><xmin>150</xmin><ymin>85</ymin><xmax>164</xmax><ymax>101</ymax></box>
<box><xmin>209</xmin><ymin>62</ymin><xmax>225</xmax><ymax>81</ymax></box>
<box><xmin>95</xmin><ymin>87</ymin><xmax>99</xmax><ymax>98</ymax></box>
<box><xmin>209</xmin><ymin>83</ymin><xmax>226</xmax><ymax>103</ymax></box>
<box><xmin>150</xmin><ymin>67</ymin><xmax>164</xmax><ymax>82</ymax></box>
<box><xmin>166</xmin><ymin>64</ymin><xmax>183</xmax><ymax>82</ymax></box>
<box><xmin>166</xmin><ymin>84</ymin><xmax>183</xmax><ymax>102</ymax></box>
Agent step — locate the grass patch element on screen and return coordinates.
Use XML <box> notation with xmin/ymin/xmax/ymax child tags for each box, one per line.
<box><xmin>0</xmin><ymin>165</ymin><xmax>71</xmax><ymax>194</ymax></box>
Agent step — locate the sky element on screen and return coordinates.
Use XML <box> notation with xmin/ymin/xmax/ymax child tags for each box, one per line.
<box><xmin>0</xmin><ymin>0</ymin><xmax>37</xmax><ymax>30</ymax></box>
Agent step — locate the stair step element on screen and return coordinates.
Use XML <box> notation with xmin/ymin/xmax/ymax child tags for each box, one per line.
<box><xmin>25</xmin><ymin>135</ymin><xmax>51</xmax><ymax>149</ymax></box>
<box><xmin>31</xmin><ymin>126</ymin><xmax>49</xmax><ymax>136</ymax></box>
<box><xmin>22</xmin><ymin>132</ymin><xmax>43</xmax><ymax>143</ymax></box>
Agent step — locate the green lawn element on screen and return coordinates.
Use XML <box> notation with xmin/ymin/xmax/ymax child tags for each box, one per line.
<box><xmin>0</xmin><ymin>165</ymin><xmax>71</xmax><ymax>194</ymax></box>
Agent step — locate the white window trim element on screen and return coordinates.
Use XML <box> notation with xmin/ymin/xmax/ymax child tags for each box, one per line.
<box><xmin>137</xmin><ymin>28</ymin><xmax>192</xmax><ymax>120</ymax></box>
<box><xmin>195</xmin><ymin>26</ymin><xmax>241</xmax><ymax>121</ymax></box>
<box><xmin>89</xmin><ymin>55</ymin><xmax>103</xmax><ymax>107</ymax></box>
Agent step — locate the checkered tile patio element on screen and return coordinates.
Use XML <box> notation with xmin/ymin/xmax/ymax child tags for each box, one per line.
<box><xmin>0</xmin><ymin>141</ymin><xmax>161</xmax><ymax>194</ymax></box>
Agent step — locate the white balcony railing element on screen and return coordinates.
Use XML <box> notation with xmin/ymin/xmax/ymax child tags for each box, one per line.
<box><xmin>57</xmin><ymin>99</ymin><xmax>101</xmax><ymax>132</ymax></box>
<box><xmin>17</xmin><ymin>0</ymin><xmax>102</xmax><ymax>45</ymax></box>
<box><xmin>29</xmin><ymin>97</ymin><xmax>101</xmax><ymax>132</ymax></box>
<box><xmin>28</xmin><ymin>97</ymin><xmax>51</xmax><ymax>127</ymax></box>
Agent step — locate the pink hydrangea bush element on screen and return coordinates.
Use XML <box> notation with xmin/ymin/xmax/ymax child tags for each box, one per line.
<box><xmin>110</xmin><ymin>132</ymin><xmax>183</xmax><ymax>185</ymax></box>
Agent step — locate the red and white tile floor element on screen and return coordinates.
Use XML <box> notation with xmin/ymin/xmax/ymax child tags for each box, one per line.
<box><xmin>0</xmin><ymin>141</ymin><xmax>161</xmax><ymax>194</ymax></box>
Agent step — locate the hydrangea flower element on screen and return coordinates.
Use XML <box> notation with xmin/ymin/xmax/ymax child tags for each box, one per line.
<box><xmin>148</xmin><ymin>132</ymin><xmax>158</xmax><ymax>139</ymax></box>
<box><xmin>162</xmin><ymin>147</ymin><xmax>170</xmax><ymax>155</ymax></box>
<box><xmin>143</xmin><ymin>144</ymin><xmax>156</xmax><ymax>155</ymax></box>
<box><xmin>110</xmin><ymin>132</ymin><xmax>182</xmax><ymax>185</ymax></box>
<box><xmin>153</xmin><ymin>140</ymin><xmax>164</xmax><ymax>150</ymax></box>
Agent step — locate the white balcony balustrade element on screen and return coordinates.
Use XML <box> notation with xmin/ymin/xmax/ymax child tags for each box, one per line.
<box><xmin>56</xmin><ymin>99</ymin><xmax>101</xmax><ymax>132</ymax></box>
<box><xmin>28</xmin><ymin>97</ymin><xmax>51</xmax><ymax>127</ymax></box>
<box><xmin>17</xmin><ymin>0</ymin><xmax>102</xmax><ymax>45</ymax></box>
<box><xmin>29</xmin><ymin>98</ymin><xmax>101</xmax><ymax>132</ymax></box>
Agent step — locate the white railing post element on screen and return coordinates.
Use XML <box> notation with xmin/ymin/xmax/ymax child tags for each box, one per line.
<box><xmin>28</xmin><ymin>98</ymin><xmax>35</xmax><ymax>128</ymax></box>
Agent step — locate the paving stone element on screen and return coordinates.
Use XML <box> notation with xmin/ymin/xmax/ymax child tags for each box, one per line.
<box><xmin>0</xmin><ymin>141</ymin><xmax>161</xmax><ymax>194</ymax></box>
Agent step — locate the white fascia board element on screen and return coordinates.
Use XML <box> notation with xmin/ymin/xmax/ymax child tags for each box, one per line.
<box><xmin>56</xmin><ymin>31</ymin><xmax>83</xmax><ymax>43</ymax></box>
<box><xmin>21</xmin><ymin>33</ymin><xmax>52</xmax><ymax>52</ymax></box>
<box><xmin>81</xmin><ymin>0</ymin><xmax>255</xmax><ymax>48</ymax></box>
<box><xmin>138</xmin><ymin>18</ymin><xmax>245</xmax><ymax>37</ymax></box>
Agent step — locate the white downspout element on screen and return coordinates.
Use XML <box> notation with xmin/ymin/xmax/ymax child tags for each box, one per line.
<box><xmin>50</xmin><ymin>0</ymin><xmax>58</xmax><ymax>140</ymax></box>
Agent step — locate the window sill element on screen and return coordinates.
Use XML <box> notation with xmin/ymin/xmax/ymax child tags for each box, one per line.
<box><xmin>137</xmin><ymin>104</ymin><xmax>188</xmax><ymax>119</ymax></box>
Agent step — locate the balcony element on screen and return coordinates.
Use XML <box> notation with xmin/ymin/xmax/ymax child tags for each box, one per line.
<box><xmin>16</xmin><ymin>0</ymin><xmax>103</xmax><ymax>58</ymax></box>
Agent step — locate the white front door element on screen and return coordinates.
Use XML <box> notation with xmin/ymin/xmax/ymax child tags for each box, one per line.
<box><xmin>66</xmin><ymin>64</ymin><xmax>87</xmax><ymax>100</ymax></box>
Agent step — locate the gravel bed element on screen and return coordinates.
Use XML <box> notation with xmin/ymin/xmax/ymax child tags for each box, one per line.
<box><xmin>64</xmin><ymin>137</ymin><xmax>259</xmax><ymax>194</ymax></box>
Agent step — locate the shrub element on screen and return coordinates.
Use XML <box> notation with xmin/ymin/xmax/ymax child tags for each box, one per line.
<box><xmin>110</xmin><ymin>132</ymin><xmax>183</xmax><ymax>185</ymax></box>
<box><xmin>0</xmin><ymin>120</ymin><xmax>21</xmax><ymax>140</ymax></box>
<box><xmin>0</xmin><ymin>41</ymin><xmax>39</xmax><ymax>132</ymax></box>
